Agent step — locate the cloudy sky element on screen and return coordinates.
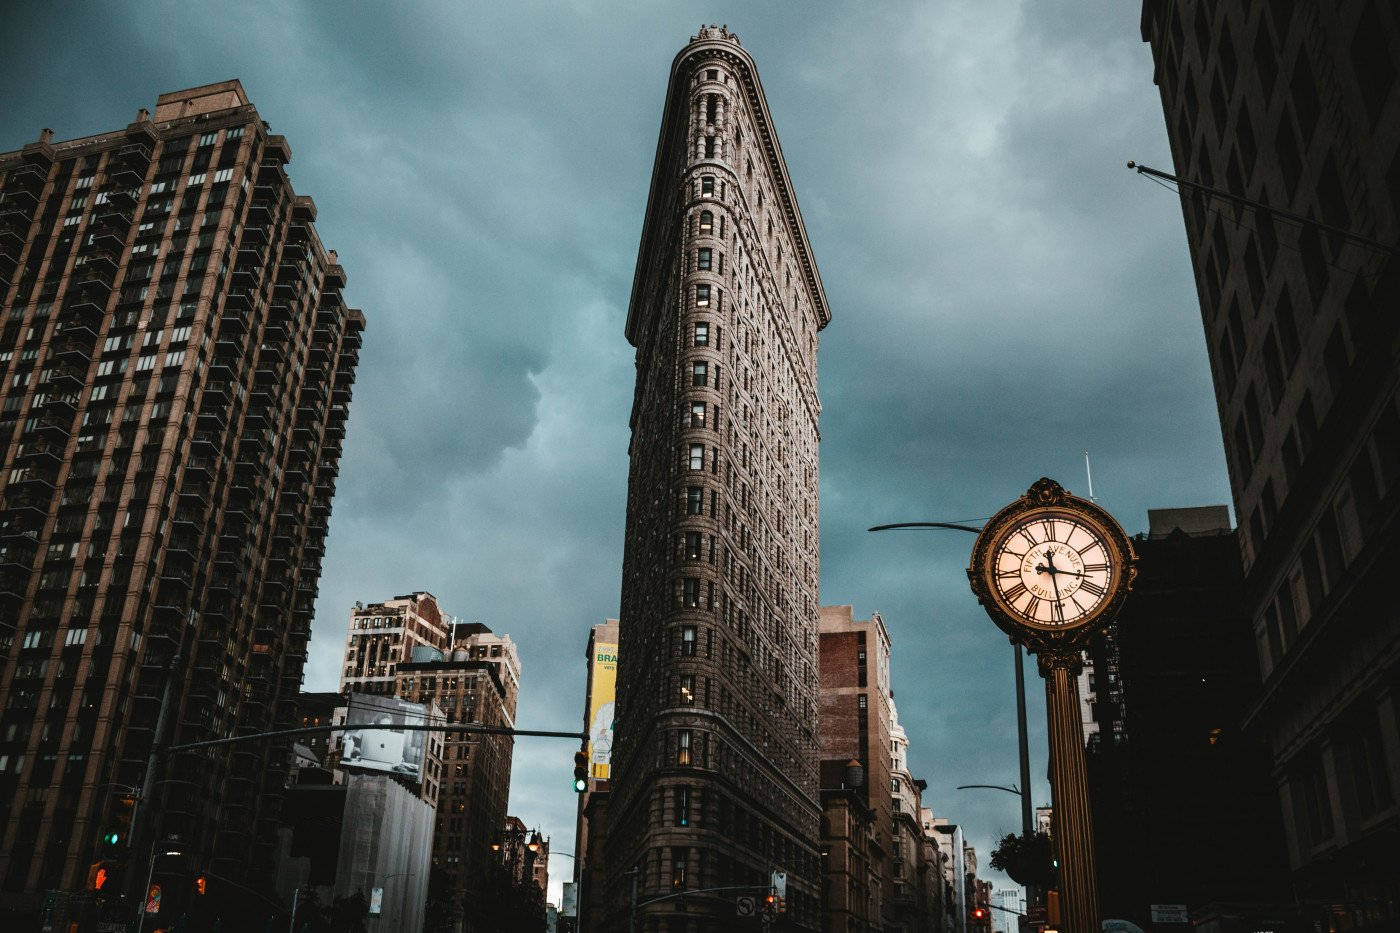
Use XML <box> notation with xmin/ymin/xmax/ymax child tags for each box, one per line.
<box><xmin>3</xmin><ymin>0</ymin><xmax>1231</xmax><ymax>906</ymax></box>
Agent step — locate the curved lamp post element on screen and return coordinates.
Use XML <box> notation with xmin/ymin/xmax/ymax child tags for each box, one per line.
<box><xmin>867</xmin><ymin>522</ymin><xmax>1034</xmax><ymax>840</ymax></box>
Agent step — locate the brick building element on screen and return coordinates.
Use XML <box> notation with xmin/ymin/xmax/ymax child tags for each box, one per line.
<box><xmin>1140</xmin><ymin>1</ymin><xmax>1400</xmax><ymax>924</ymax></box>
<box><xmin>394</xmin><ymin>623</ymin><xmax>520</xmax><ymax>904</ymax></box>
<box><xmin>0</xmin><ymin>79</ymin><xmax>362</xmax><ymax>917</ymax></box>
<box><xmin>817</xmin><ymin>605</ymin><xmax>892</xmax><ymax>930</ymax></box>
<box><xmin>607</xmin><ymin>24</ymin><xmax>830</xmax><ymax>931</ymax></box>
<box><xmin>339</xmin><ymin>594</ymin><xmax>521</xmax><ymax>915</ymax></box>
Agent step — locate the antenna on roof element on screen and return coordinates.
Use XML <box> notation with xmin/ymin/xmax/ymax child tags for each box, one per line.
<box><xmin>1084</xmin><ymin>451</ymin><xmax>1097</xmax><ymax>502</ymax></box>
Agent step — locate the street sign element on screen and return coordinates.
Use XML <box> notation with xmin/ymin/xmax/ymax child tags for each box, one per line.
<box><xmin>1150</xmin><ymin>904</ymin><xmax>1189</xmax><ymax>924</ymax></box>
<box><xmin>736</xmin><ymin>895</ymin><xmax>756</xmax><ymax>917</ymax></box>
<box><xmin>145</xmin><ymin>883</ymin><xmax>162</xmax><ymax>914</ymax></box>
<box><xmin>770</xmin><ymin>871</ymin><xmax>787</xmax><ymax>897</ymax></box>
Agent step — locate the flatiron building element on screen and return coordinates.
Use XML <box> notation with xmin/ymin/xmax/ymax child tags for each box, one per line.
<box><xmin>608</xmin><ymin>26</ymin><xmax>830</xmax><ymax>931</ymax></box>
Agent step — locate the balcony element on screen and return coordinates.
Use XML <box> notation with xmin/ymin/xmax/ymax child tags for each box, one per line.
<box><xmin>90</xmin><ymin>209</ymin><xmax>132</xmax><ymax>232</ymax></box>
<box><xmin>0</xmin><ymin>188</ymin><xmax>39</xmax><ymax>214</ymax></box>
<box><xmin>44</xmin><ymin>362</ymin><xmax>87</xmax><ymax>390</ymax></box>
<box><xmin>62</xmin><ymin>295</ymin><xmax>106</xmax><ymax>328</ymax></box>
<box><xmin>0</xmin><ymin>208</ymin><xmax>32</xmax><ymax>236</ymax></box>
<box><xmin>95</xmin><ymin>187</ymin><xmax>136</xmax><ymax>210</ymax></box>
<box><xmin>115</xmin><ymin>142</ymin><xmax>152</xmax><ymax>167</ymax></box>
<box><xmin>26</xmin><ymin>414</ymin><xmax>71</xmax><ymax>442</ymax></box>
<box><xmin>16</xmin><ymin>440</ymin><xmax>64</xmax><ymax>467</ymax></box>
<box><xmin>240</xmin><ymin>224</ymin><xmax>268</xmax><ymax>246</ymax></box>
<box><xmin>231</xmin><ymin>265</ymin><xmax>260</xmax><ymax>290</ymax></box>
<box><xmin>3</xmin><ymin>162</ymin><xmax>47</xmax><ymax>192</ymax></box>
<box><xmin>0</xmin><ymin>540</ymin><xmax>37</xmax><ymax>570</ymax></box>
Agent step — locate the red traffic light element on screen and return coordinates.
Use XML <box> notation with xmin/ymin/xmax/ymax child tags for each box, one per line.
<box><xmin>195</xmin><ymin>875</ymin><xmax>207</xmax><ymax>895</ymax></box>
<box><xmin>972</xmin><ymin>907</ymin><xmax>987</xmax><ymax>920</ymax></box>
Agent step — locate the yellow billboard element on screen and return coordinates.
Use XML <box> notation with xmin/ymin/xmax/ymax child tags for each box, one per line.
<box><xmin>586</xmin><ymin>642</ymin><xmax>617</xmax><ymax>779</ymax></box>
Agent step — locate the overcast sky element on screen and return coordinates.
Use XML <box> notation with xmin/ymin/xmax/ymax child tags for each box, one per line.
<box><xmin>3</xmin><ymin>0</ymin><xmax>1230</xmax><ymax>908</ymax></box>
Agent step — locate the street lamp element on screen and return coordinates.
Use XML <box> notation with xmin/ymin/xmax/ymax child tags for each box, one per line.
<box><xmin>867</xmin><ymin>521</ymin><xmax>1034</xmax><ymax>840</ymax></box>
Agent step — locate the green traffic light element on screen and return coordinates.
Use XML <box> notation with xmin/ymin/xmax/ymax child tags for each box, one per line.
<box><xmin>103</xmin><ymin>832</ymin><xmax>120</xmax><ymax>845</ymax></box>
<box><xmin>573</xmin><ymin>778</ymin><xmax>587</xmax><ymax>792</ymax></box>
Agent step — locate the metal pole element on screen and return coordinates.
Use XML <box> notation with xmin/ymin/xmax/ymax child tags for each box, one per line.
<box><xmin>134</xmin><ymin>839</ymin><xmax>157</xmax><ymax>933</ymax></box>
<box><xmin>1015</xmin><ymin>643</ymin><xmax>1037</xmax><ymax>913</ymax></box>
<box><xmin>1014</xmin><ymin>644</ymin><xmax>1032</xmax><ymax>837</ymax></box>
<box><xmin>628</xmin><ymin>867</ymin><xmax>638</xmax><ymax>933</ymax></box>
<box><xmin>289</xmin><ymin>886</ymin><xmax>300</xmax><ymax>933</ymax></box>
<box><xmin>130</xmin><ymin>654</ymin><xmax>180</xmax><ymax>927</ymax></box>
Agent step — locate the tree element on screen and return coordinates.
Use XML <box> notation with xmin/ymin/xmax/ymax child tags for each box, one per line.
<box><xmin>989</xmin><ymin>831</ymin><xmax>1056</xmax><ymax>887</ymax></box>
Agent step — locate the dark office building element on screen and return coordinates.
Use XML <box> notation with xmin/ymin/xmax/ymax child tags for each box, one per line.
<box><xmin>1141</xmin><ymin>2</ymin><xmax>1400</xmax><ymax>925</ymax></box>
<box><xmin>607</xmin><ymin>25</ymin><xmax>830</xmax><ymax>931</ymax></box>
<box><xmin>0</xmin><ymin>80</ymin><xmax>363</xmax><ymax>920</ymax></box>
<box><xmin>1086</xmin><ymin>508</ymin><xmax>1292</xmax><ymax>926</ymax></box>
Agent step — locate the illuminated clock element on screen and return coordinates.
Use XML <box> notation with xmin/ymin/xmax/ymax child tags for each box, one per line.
<box><xmin>968</xmin><ymin>478</ymin><xmax>1136</xmax><ymax>644</ymax></box>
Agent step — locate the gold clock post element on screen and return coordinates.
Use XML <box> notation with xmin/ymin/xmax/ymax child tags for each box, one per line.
<box><xmin>967</xmin><ymin>478</ymin><xmax>1137</xmax><ymax>933</ymax></box>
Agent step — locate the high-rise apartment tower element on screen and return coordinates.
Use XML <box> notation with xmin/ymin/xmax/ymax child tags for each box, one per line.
<box><xmin>0</xmin><ymin>80</ymin><xmax>363</xmax><ymax>912</ymax></box>
<box><xmin>608</xmin><ymin>25</ymin><xmax>830</xmax><ymax>930</ymax></box>
<box><xmin>1141</xmin><ymin>0</ymin><xmax>1400</xmax><ymax>920</ymax></box>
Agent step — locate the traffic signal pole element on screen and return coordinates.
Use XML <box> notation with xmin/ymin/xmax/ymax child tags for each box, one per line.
<box><xmin>127</xmin><ymin>653</ymin><xmax>180</xmax><ymax>927</ymax></box>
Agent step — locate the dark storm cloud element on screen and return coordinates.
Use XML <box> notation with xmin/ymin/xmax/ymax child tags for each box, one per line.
<box><xmin>3</xmin><ymin>0</ymin><xmax>1232</xmax><ymax>902</ymax></box>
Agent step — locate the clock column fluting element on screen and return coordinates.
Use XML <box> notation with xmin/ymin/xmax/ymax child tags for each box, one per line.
<box><xmin>968</xmin><ymin>478</ymin><xmax>1137</xmax><ymax>933</ymax></box>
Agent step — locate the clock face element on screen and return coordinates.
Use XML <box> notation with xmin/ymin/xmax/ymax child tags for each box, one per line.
<box><xmin>991</xmin><ymin>512</ymin><xmax>1115</xmax><ymax>629</ymax></box>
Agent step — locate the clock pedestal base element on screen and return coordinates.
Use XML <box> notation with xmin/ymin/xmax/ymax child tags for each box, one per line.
<box><xmin>1041</xmin><ymin>650</ymin><xmax>1101</xmax><ymax>933</ymax></box>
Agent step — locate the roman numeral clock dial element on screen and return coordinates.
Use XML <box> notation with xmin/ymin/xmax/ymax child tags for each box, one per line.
<box><xmin>967</xmin><ymin>477</ymin><xmax>1137</xmax><ymax>641</ymax></box>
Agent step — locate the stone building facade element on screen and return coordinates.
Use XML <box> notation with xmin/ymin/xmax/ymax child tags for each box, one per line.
<box><xmin>608</xmin><ymin>24</ymin><xmax>831</xmax><ymax>931</ymax></box>
<box><xmin>339</xmin><ymin>591</ymin><xmax>452</xmax><ymax>695</ymax></box>
<box><xmin>1141</xmin><ymin>1</ymin><xmax>1400</xmax><ymax>924</ymax></box>
<box><xmin>0</xmin><ymin>79</ymin><xmax>362</xmax><ymax>911</ymax></box>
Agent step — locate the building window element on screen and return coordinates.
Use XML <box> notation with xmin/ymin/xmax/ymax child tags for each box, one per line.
<box><xmin>671</xmin><ymin>845</ymin><xmax>689</xmax><ymax>883</ymax></box>
<box><xmin>676</xmin><ymin>791</ymin><xmax>691</xmax><ymax>828</ymax></box>
<box><xmin>692</xmin><ymin>361</ymin><xmax>708</xmax><ymax>386</ymax></box>
<box><xmin>703</xmin><ymin>136</ymin><xmax>716</xmax><ymax>158</ymax></box>
<box><xmin>697</xmin><ymin>247</ymin><xmax>712</xmax><ymax>270</ymax></box>
<box><xmin>688</xmin><ymin>444</ymin><xmax>704</xmax><ymax>470</ymax></box>
<box><xmin>696</xmin><ymin>284</ymin><xmax>710</xmax><ymax>307</ymax></box>
<box><xmin>699</xmin><ymin>210</ymin><xmax>713</xmax><ymax>234</ymax></box>
<box><xmin>683</xmin><ymin>578</ymin><xmax>700</xmax><ymax>607</ymax></box>
<box><xmin>690</xmin><ymin>402</ymin><xmax>706</xmax><ymax>427</ymax></box>
<box><xmin>685</xmin><ymin>532</ymin><xmax>702</xmax><ymax>560</ymax></box>
<box><xmin>857</xmin><ymin>694</ymin><xmax>867</xmax><ymax>710</ymax></box>
<box><xmin>701</xmin><ymin>175</ymin><xmax>714</xmax><ymax>197</ymax></box>
<box><xmin>678</xmin><ymin>730</ymin><xmax>692</xmax><ymax>765</ymax></box>
<box><xmin>680</xmin><ymin>674</ymin><xmax>696</xmax><ymax>705</ymax></box>
<box><xmin>694</xmin><ymin>322</ymin><xmax>709</xmax><ymax>345</ymax></box>
<box><xmin>686</xmin><ymin>487</ymin><xmax>703</xmax><ymax>515</ymax></box>
<box><xmin>681</xmin><ymin>626</ymin><xmax>697</xmax><ymax>655</ymax></box>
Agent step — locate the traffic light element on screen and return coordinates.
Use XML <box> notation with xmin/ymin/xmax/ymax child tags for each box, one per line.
<box><xmin>573</xmin><ymin>750</ymin><xmax>588</xmax><ymax>793</ymax></box>
<box><xmin>100</xmin><ymin>793</ymin><xmax>137</xmax><ymax>854</ymax></box>
<box><xmin>972</xmin><ymin>906</ymin><xmax>987</xmax><ymax>921</ymax></box>
<box><xmin>777</xmin><ymin>896</ymin><xmax>786</xmax><ymax>914</ymax></box>
<box><xmin>194</xmin><ymin>874</ymin><xmax>207</xmax><ymax>896</ymax></box>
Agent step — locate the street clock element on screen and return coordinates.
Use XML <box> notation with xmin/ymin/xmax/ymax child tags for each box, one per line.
<box><xmin>968</xmin><ymin>477</ymin><xmax>1137</xmax><ymax>652</ymax></box>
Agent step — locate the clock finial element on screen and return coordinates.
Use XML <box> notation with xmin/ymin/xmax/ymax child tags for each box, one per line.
<box><xmin>1027</xmin><ymin>477</ymin><xmax>1067</xmax><ymax>505</ymax></box>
